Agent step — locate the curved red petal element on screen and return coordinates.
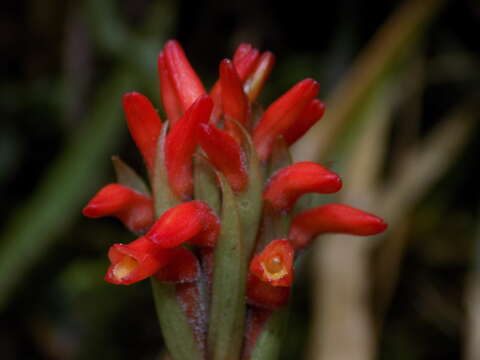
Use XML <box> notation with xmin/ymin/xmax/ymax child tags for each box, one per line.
<box><xmin>283</xmin><ymin>99</ymin><xmax>325</xmax><ymax>146</ymax></box>
<box><xmin>263</xmin><ymin>162</ymin><xmax>342</xmax><ymax>211</ymax></box>
<box><xmin>83</xmin><ymin>184</ymin><xmax>154</xmax><ymax>233</ymax></box>
<box><xmin>163</xmin><ymin>40</ymin><xmax>206</xmax><ymax>114</ymax></box>
<box><xmin>166</xmin><ymin>95</ymin><xmax>213</xmax><ymax>200</ymax></box>
<box><xmin>197</xmin><ymin>123</ymin><xmax>248</xmax><ymax>192</ymax></box>
<box><xmin>253</xmin><ymin>79</ymin><xmax>320</xmax><ymax>162</ymax></box>
<box><xmin>122</xmin><ymin>92</ymin><xmax>162</xmax><ymax>173</ymax></box>
<box><xmin>147</xmin><ymin>201</ymin><xmax>220</xmax><ymax>248</ymax></box>
<box><xmin>289</xmin><ymin>203</ymin><xmax>388</xmax><ymax>250</ymax></box>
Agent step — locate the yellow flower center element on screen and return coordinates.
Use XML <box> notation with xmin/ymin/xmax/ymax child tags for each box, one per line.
<box><xmin>113</xmin><ymin>256</ymin><xmax>138</xmax><ymax>281</ymax></box>
<box><xmin>261</xmin><ymin>256</ymin><xmax>287</xmax><ymax>280</ymax></box>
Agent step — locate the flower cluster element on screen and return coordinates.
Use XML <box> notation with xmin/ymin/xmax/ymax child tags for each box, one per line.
<box><xmin>83</xmin><ymin>40</ymin><xmax>387</xmax><ymax>359</ymax></box>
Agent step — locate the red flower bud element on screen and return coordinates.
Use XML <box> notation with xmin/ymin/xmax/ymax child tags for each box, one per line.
<box><xmin>253</xmin><ymin>79</ymin><xmax>320</xmax><ymax>162</ymax></box>
<box><xmin>158</xmin><ymin>40</ymin><xmax>206</xmax><ymax>125</ymax></box>
<box><xmin>220</xmin><ymin>59</ymin><xmax>250</xmax><ymax>133</ymax></box>
<box><xmin>197</xmin><ymin>123</ymin><xmax>248</xmax><ymax>192</ymax></box>
<box><xmin>283</xmin><ymin>99</ymin><xmax>325</xmax><ymax>146</ymax></box>
<box><xmin>147</xmin><ymin>201</ymin><xmax>220</xmax><ymax>248</ymax></box>
<box><xmin>263</xmin><ymin>162</ymin><xmax>342</xmax><ymax>211</ymax></box>
<box><xmin>166</xmin><ymin>95</ymin><xmax>213</xmax><ymax>200</ymax></box>
<box><xmin>105</xmin><ymin>236</ymin><xmax>175</xmax><ymax>285</ymax></box>
<box><xmin>158</xmin><ymin>52</ymin><xmax>183</xmax><ymax>125</ymax></box>
<box><xmin>155</xmin><ymin>246</ymin><xmax>200</xmax><ymax>283</ymax></box>
<box><xmin>122</xmin><ymin>92</ymin><xmax>163</xmax><ymax>173</ymax></box>
<box><xmin>83</xmin><ymin>184</ymin><xmax>154</xmax><ymax>234</ymax></box>
<box><xmin>289</xmin><ymin>203</ymin><xmax>388</xmax><ymax>250</ymax></box>
<box><xmin>210</xmin><ymin>45</ymin><xmax>259</xmax><ymax>125</ymax></box>
<box><xmin>233</xmin><ymin>45</ymin><xmax>260</xmax><ymax>81</ymax></box>
<box><xmin>244</xmin><ymin>51</ymin><xmax>275</xmax><ymax>102</ymax></box>
<box><xmin>249</xmin><ymin>239</ymin><xmax>294</xmax><ymax>287</ymax></box>
<box><xmin>246</xmin><ymin>274</ymin><xmax>291</xmax><ymax>309</ymax></box>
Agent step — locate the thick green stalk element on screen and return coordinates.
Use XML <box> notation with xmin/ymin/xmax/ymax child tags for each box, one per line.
<box><xmin>151</xmin><ymin>280</ymin><xmax>204</xmax><ymax>360</ymax></box>
<box><xmin>250</xmin><ymin>308</ymin><xmax>290</xmax><ymax>360</ymax></box>
<box><xmin>208</xmin><ymin>174</ymin><xmax>246</xmax><ymax>360</ymax></box>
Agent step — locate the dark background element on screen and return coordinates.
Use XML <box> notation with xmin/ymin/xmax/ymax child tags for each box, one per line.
<box><xmin>1</xmin><ymin>0</ymin><xmax>479</xmax><ymax>359</ymax></box>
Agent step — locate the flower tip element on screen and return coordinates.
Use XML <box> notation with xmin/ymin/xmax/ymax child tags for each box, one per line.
<box><xmin>250</xmin><ymin>239</ymin><xmax>294</xmax><ymax>287</ymax></box>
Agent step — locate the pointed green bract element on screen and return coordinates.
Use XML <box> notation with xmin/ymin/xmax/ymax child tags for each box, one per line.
<box><xmin>208</xmin><ymin>173</ymin><xmax>246</xmax><ymax>360</ymax></box>
<box><xmin>112</xmin><ymin>155</ymin><xmax>150</xmax><ymax>195</ymax></box>
<box><xmin>194</xmin><ymin>154</ymin><xmax>221</xmax><ymax>215</ymax></box>
<box><xmin>235</xmin><ymin>122</ymin><xmax>264</xmax><ymax>258</ymax></box>
<box><xmin>152</xmin><ymin>121</ymin><xmax>178</xmax><ymax>216</ymax></box>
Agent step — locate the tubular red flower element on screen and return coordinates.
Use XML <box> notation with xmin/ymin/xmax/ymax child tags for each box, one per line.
<box><xmin>283</xmin><ymin>99</ymin><xmax>325</xmax><ymax>146</ymax></box>
<box><xmin>210</xmin><ymin>44</ymin><xmax>259</xmax><ymax>125</ymax></box>
<box><xmin>82</xmin><ymin>183</ymin><xmax>154</xmax><ymax>234</ymax></box>
<box><xmin>197</xmin><ymin>123</ymin><xmax>248</xmax><ymax>192</ymax></box>
<box><xmin>166</xmin><ymin>95</ymin><xmax>213</xmax><ymax>200</ymax></box>
<box><xmin>220</xmin><ymin>59</ymin><xmax>250</xmax><ymax>133</ymax></box>
<box><xmin>147</xmin><ymin>201</ymin><xmax>220</xmax><ymax>248</ymax></box>
<box><xmin>105</xmin><ymin>236</ymin><xmax>175</xmax><ymax>285</ymax></box>
<box><xmin>158</xmin><ymin>52</ymin><xmax>183</xmax><ymax>125</ymax></box>
<box><xmin>243</xmin><ymin>51</ymin><xmax>275</xmax><ymax>102</ymax></box>
<box><xmin>289</xmin><ymin>203</ymin><xmax>388</xmax><ymax>250</ymax></box>
<box><xmin>122</xmin><ymin>92</ymin><xmax>163</xmax><ymax>173</ymax></box>
<box><xmin>253</xmin><ymin>79</ymin><xmax>320</xmax><ymax>162</ymax></box>
<box><xmin>159</xmin><ymin>40</ymin><xmax>206</xmax><ymax>125</ymax></box>
<box><xmin>249</xmin><ymin>239</ymin><xmax>294</xmax><ymax>287</ymax></box>
<box><xmin>155</xmin><ymin>247</ymin><xmax>200</xmax><ymax>283</ymax></box>
<box><xmin>246</xmin><ymin>274</ymin><xmax>291</xmax><ymax>309</ymax></box>
<box><xmin>263</xmin><ymin>162</ymin><xmax>342</xmax><ymax>211</ymax></box>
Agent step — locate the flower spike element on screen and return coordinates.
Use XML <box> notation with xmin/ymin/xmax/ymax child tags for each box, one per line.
<box><xmin>166</xmin><ymin>95</ymin><xmax>213</xmax><ymax>200</ymax></box>
<box><xmin>197</xmin><ymin>123</ymin><xmax>248</xmax><ymax>192</ymax></box>
<box><xmin>83</xmin><ymin>183</ymin><xmax>154</xmax><ymax>234</ymax></box>
<box><xmin>105</xmin><ymin>236</ymin><xmax>175</xmax><ymax>285</ymax></box>
<box><xmin>159</xmin><ymin>40</ymin><xmax>206</xmax><ymax>125</ymax></box>
<box><xmin>289</xmin><ymin>203</ymin><xmax>388</xmax><ymax>250</ymax></box>
<box><xmin>283</xmin><ymin>99</ymin><xmax>325</xmax><ymax>146</ymax></box>
<box><xmin>253</xmin><ymin>78</ymin><xmax>320</xmax><ymax>162</ymax></box>
<box><xmin>122</xmin><ymin>92</ymin><xmax>163</xmax><ymax>173</ymax></box>
<box><xmin>249</xmin><ymin>239</ymin><xmax>294</xmax><ymax>287</ymax></box>
<box><xmin>147</xmin><ymin>201</ymin><xmax>220</xmax><ymax>248</ymax></box>
<box><xmin>244</xmin><ymin>51</ymin><xmax>275</xmax><ymax>102</ymax></box>
<box><xmin>263</xmin><ymin>162</ymin><xmax>342</xmax><ymax>211</ymax></box>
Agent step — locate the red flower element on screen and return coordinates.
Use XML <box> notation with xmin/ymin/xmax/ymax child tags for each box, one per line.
<box><xmin>165</xmin><ymin>95</ymin><xmax>213</xmax><ymax>200</ymax></box>
<box><xmin>197</xmin><ymin>123</ymin><xmax>248</xmax><ymax>192</ymax></box>
<box><xmin>253</xmin><ymin>79</ymin><xmax>320</xmax><ymax>162</ymax></box>
<box><xmin>105</xmin><ymin>236</ymin><xmax>174</xmax><ymax>285</ymax></box>
<box><xmin>289</xmin><ymin>203</ymin><xmax>388</xmax><ymax>250</ymax></box>
<box><xmin>220</xmin><ymin>59</ymin><xmax>250</xmax><ymax>130</ymax></box>
<box><xmin>158</xmin><ymin>40</ymin><xmax>206</xmax><ymax>126</ymax></box>
<box><xmin>122</xmin><ymin>92</ymin><xmax>163</xmax><ymax>173</ymax></box>
<box><xmin>263</xmin><ymin>162</ymin><xmax>342</xmax><ymax>212</ymax></box>
<box><xmin>83</xmin><ymin>183</ymin><xmax>154</xmax><ymax>234</ymax></box>
<box><xmin>147</xmin><ymin>201</ymin><xmax>220</xmax><ymax>248</ymax></box>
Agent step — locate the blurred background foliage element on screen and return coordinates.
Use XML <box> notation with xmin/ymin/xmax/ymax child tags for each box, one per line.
<box><xmin>1</xmin><ymin>0</ymin><xmax>479</xmax><ymax>359</ymax></box>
